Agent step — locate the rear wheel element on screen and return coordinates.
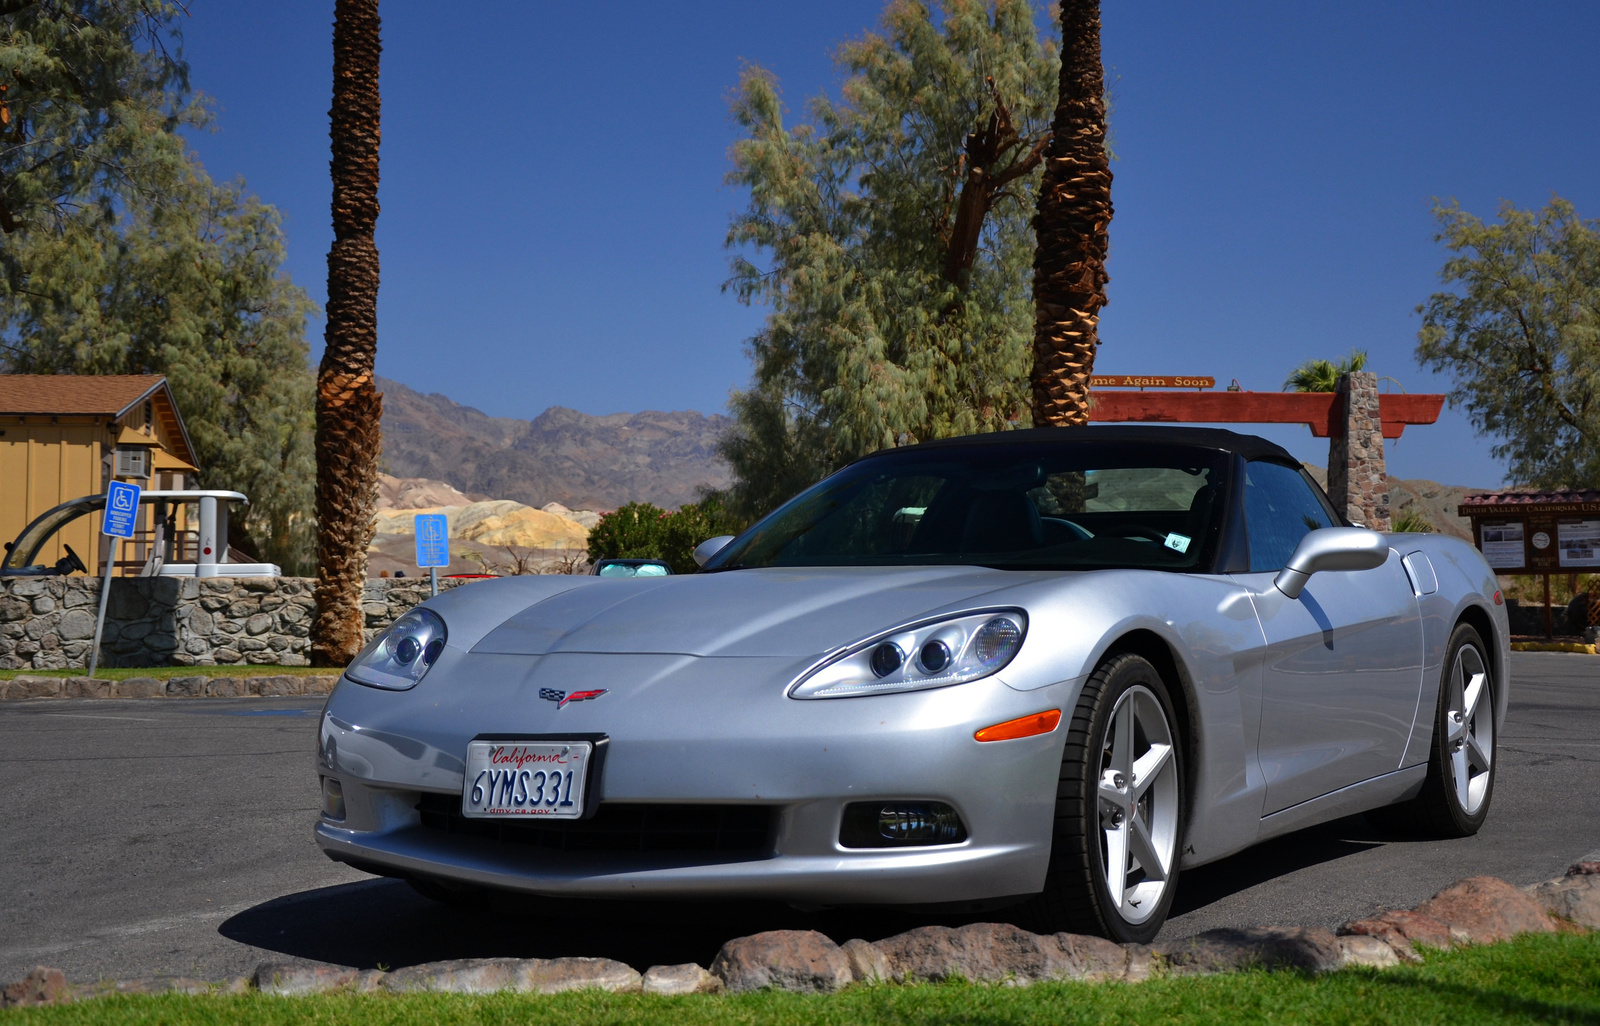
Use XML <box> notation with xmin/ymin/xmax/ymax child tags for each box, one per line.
<box><xmin>1022</xmin><ymin>653</ymin><xmax>1184</xmax><ymax>943</ymax></box>
<box><xmin>1376</xmin><ymin>624</ymin><xmax>1495</xmax><ymax>837</ymax></box>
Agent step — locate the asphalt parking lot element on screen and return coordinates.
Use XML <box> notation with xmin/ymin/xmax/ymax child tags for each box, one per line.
<box><xmin>1</xmin><ymin>651</ymin><xmax>1595</xmax><ymax>984</ymax></box>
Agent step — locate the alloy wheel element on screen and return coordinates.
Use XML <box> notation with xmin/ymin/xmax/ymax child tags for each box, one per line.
<box><xmin>1096</xmin><ymin>684</ymin><xmax>1179</xmax><ymax>925</ymax></box>
<box><xmin>1447</xmin><ymin>644</ymin><xmax>1493</xmax><ymax>815</ymax></box>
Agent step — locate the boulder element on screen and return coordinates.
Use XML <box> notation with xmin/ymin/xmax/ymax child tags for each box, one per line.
<box><xmin>1413</xmin><ymin>876</ymin><xmax>1557</xmax><ymax>943</ymax></box>
<box><xmin>114</xmin><ymin>677</ymin><xmax>165</xmax><ymax>699</ymax></box>
<box><xmin>641</xmin><ymin>963</ymin><xmax>722</xmax><ymax>995</ymax></box>
<box><xmin>1339</xmin><ymin>908</ymin><xmax>1455</xmax><ymax>958</ymax></box>
<box><xmin>1529</xmin><ymin>869</ymin><xmax>1600</xmax><ymax>931</ymax></box>
<box><xmin>1337</xmin><ymin>934</ymin><xmax>1402</xmax><ymax>968</ymax></box>
<box><xmin>710</xmin><ymin>930</ymin><xmax>853</xmax><ymax>993</ymax></box>
<box><xmin>1156</xmin><ymin>926</ymin><xmax>1344</xmax><ymax>975</ymax></box>
<box><xmin>840</xmin><ymin>939</ymin><xmax>890</xmax><ymax>984</ymax></box>
<box><xmin>875</xmin><ymin>922</ymin><xmax>1074</xmax><ymax>984</ymax></box>
<box><xmin>380</xmin><ymin>957</ymin><xmax>639</xmax><ymax>995</ymax></box>
<box><xmin>2</xmin><ymin>967</ymin><xmax>69</xmax><ymax>1007</ymax></box>
<box><xmin>252</xmin><ymin>964</ymin><xmax>361</xmax><ymax>996</ymax></box>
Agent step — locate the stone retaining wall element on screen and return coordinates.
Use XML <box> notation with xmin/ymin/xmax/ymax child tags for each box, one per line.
<box><xmin>0</xmin><ymin>576</ymin><xmax>466</xmax><ymax>671</ymax></box>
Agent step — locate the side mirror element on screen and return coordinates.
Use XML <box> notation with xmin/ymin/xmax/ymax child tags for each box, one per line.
<box><xmin>1273</xmin><ymin>528</ymin><xmax>1389</xmax><ymax>599</ymax></box>
<box><xmin>693</xmin><ymin>535</ymin><xmax>736</xmax><ymax>568</ymax></box>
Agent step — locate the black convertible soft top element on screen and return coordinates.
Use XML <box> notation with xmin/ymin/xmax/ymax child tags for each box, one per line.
<box><xmin>895</xmin><ymin>425</ymin><xmax>1300</xmax><ymax>465</ymax></box>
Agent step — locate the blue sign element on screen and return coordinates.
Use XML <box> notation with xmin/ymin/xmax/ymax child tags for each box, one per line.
<box><xmin>102</xmin><ymin>481</ymin><xmax>141</xmax><ymax>539</ymax></box>
<box><xmin>414</xmin><ymin>513</ymin><xmax>450</xmax><ymax>568</ymax></box>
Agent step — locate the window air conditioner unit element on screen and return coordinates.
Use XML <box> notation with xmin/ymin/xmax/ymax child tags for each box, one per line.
<box><xmin>114</xmin><ymin>446</ymin><xmax>151</xmax><ymax>479</ymax></box>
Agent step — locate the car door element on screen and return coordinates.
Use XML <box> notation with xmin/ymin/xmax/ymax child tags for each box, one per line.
<box><xmin>1235</xmin><ymin>461</ymin><xmax>1424</xmax><ymax>816</ymax></box>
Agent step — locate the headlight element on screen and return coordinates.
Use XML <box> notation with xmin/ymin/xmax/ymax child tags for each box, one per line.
<box><xmin>345</xmin><ymin>608</ymin><xmax>447</xmax><ymax>690</ymax></box>
<box><xmin>788</xmin><ymin>609</ymin><xmax>1027</xmax><ymax>700</ymax></box>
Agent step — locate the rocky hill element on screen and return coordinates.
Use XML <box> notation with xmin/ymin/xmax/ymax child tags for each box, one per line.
<box><xmin>376</xmin><ymin>376</ymin><xmax>732</xmax><ymax>511</ymax></box>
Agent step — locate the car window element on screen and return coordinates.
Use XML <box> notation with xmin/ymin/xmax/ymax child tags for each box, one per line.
<box><xmin>705</xmin><ymin>442</ymin><xmax>1230</xmax><ymax>573</ymax></box>
<box><xmin>1243</xmin><ymin>461</ymin><xmax>1337</xmax><ymax>572</ymax></box>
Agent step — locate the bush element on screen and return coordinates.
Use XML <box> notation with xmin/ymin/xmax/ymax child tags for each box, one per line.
<box><xmin>585</xmin><ymin>497</ymin><xmax>743</xmax><ymax>574</ymax></box>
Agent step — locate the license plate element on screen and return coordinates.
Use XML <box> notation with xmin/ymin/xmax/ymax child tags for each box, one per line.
<box><xmin>462</xmin><ymin>740</ymin><xmax>591</xmax><ymax>819</ymax></box>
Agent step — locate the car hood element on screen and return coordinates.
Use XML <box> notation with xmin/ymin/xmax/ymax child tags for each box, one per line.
<box><xmin>469</xmin><ymin>566</ymin><xmax>1038</xmax><ymax>658</ymax></box>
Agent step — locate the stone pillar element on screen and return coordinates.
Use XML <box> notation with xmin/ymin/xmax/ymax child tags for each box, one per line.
<box><xmin>1327</xmin><ymin>371</ymin><xmax>1391</xmax><ymax>531</ymax></box>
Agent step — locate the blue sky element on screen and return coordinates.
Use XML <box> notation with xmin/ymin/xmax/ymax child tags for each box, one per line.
<box><xmin>179</xmin><ymin>2</ymin><xmax>1600</xmax><ymax>488</ymax></box>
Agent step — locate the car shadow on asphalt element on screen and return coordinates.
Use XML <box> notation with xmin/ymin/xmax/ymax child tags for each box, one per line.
<box><xmin>1170</xmin><ymin>812</ymin><xmax>1391</xmax><ymax>918</ymax></box>
<box><xmin>222</xmin><ymin>813</ymin><xmax>1411</xmax><ymax>969</ymax></box>
<box><xmin>218</xmin><ymin>877</ymin><xmax>953</xmax><ymax>971</ymax></box>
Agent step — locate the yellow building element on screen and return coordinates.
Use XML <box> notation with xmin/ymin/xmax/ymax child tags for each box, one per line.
<box><xmin>0</xmin><ymin>374</ymin><xmax>199</xmax><ymax>571</ymax></box>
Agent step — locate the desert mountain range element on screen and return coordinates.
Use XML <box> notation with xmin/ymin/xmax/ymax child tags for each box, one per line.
<box><xmin>377</xmin><ymin>376</ymin><xmax>732</xmax><ymax>511</ymax></box>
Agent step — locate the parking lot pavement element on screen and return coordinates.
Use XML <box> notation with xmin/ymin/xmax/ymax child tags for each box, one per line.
<box><xmin>1</xmin><ymin>651</ymin><xmax>1595</xmax><ymax>983</ymax></box>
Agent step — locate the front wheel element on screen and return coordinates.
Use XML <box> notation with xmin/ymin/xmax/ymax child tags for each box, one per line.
<box><xmin>1378</xmin><ymin>624</ymin><xmax>1496</xmax><ymax>837</ymax></box>
<box><xmin>1021</xmin><ymin>653</ymin><xmax>1185</xmax><ymax>943</ymax></box>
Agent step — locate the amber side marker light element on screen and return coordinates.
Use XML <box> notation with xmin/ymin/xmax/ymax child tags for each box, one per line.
<box><xmin>975</xmin><ymin>709</ymin><xmax>1062</xmax><ymax>743</ymax></box>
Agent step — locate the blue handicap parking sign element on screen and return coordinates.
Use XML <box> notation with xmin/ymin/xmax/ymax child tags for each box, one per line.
<box><xmin>102</xmin><ymin>481</ymin><xmax>141</xmax><ymax>539</ymax></box>
<box><xmin>414</xmin><ymin>513</ymin><xmax>450</xmax><ymax>568</ymax></box>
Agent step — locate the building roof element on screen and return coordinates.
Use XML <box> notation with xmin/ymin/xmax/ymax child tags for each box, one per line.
<box><xmin>898</xmin><ymin>425</ymin><xmax>1298</xmax><ymax>464</ymax></box>
<box><xmin>0</xmin><ymin>374</ymin><xmax>197</xmax><ymax>469</ymax></box>
<box><xmin>1460</xmin><ymin>489</ymin><xmax>1600</xmax><ymax>509</ymax></box>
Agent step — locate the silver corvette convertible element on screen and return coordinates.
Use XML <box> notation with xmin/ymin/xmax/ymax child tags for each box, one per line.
<box><xmin>315</xmin><ymin>426</ymin><xmax>1507</xmax><ymax>941</ymax></box>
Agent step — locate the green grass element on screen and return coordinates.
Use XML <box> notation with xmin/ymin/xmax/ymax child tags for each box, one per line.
<box><xmin>6</xmin><ymin>932</ymin><xmax>1598</xmax><ymax>1025</ymax></box>
<box><xmin>0</xmin><ymin>664</ymin><xmax>336</xmax><ymax>681</ymax></box>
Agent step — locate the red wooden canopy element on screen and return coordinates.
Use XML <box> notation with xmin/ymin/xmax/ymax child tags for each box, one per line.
<box><xmin>1088</xmin><ymin>391</ymin><xmax>1444</xmax><ymax>439</ymax></box>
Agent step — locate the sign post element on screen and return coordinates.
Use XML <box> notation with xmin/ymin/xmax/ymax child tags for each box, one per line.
<box><xmin>90</xmin><ymin>481</ymin><xmax>141</xmax><ymax>677</ymax></box>
<box><xmin>414</xmin><ymin>513</ymin><xmax>450</xmax><ymax>598</ymax></box>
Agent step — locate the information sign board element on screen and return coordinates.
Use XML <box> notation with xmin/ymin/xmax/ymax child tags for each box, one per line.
<box><xmin>102</xmin><ymin>481</ymin><xmax>141</xmax><ymax>539</ymax></box>
<box><xmin>414</xmin><ymin>513</ymin><xmax>450</xmax><ymax>568</ymax></box>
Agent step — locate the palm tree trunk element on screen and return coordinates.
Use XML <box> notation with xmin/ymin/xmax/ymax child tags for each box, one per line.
<box><xmin>312</xmin><ymin>0</ymin><xmax>382</xmax><ymax>667</ymax></box>
<box><xmin>1031</xmin><ymin>0</ymin><xmax>1112</xmax><ymax>427</ymax></box>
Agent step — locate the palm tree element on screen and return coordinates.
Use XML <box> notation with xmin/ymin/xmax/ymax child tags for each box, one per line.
<box><xmin>1283</xmin><ymin>349</ymin><xmax>1368</xmax><ymax>392</ymax></box>
<box><xmin>1031</xmin><ymin>0</ymin><xmax>1112</xmax><ymax>427</ymax></box>
<box><xmin>312</xmin><ymin>0</ymin><xmax>383</xmax><ymax>667</ymax></box>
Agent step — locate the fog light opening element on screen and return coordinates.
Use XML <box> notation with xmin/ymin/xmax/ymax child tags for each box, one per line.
<box><xmin>321</xmin><ymin>776</ymin><xmax>346</xmax><ymax>821</ymax></box>
<box><xmin>839</xmin><ymin>801</ymin><xmax>966</xmax><ymax>848</ymax></box>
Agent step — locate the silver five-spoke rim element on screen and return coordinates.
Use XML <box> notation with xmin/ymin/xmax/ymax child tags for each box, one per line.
<box><xmin>1448</xmin><ymin>645</ymin><xmax>1493</xmax><ymax>815</ymax></box>
<box><xmin>1097</xmin><ymin>684</ymin><xmax>1179</xmax><ymax>925</ymax></box>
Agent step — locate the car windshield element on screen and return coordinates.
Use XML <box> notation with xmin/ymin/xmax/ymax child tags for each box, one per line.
<box><xmin>706</xmin><ymin>441</ymin><xmax>1231</xmax><ymax>572</ymax></box>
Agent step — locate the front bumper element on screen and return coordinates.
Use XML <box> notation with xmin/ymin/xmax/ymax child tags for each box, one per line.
<box><xmin>314</xmin><ymin>650</ymin><xmax>1074</xmax><ymax>905</ymax></box>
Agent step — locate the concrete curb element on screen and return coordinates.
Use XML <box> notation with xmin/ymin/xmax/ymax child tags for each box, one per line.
<box><xmin>4</xmin><ymin>866</ymin><xmax>1597</xmax><ymax>1006</ymax></box>
<box><xmin>0</xmin><ymin>673</ymin><xmax>340</xmax><ymax>700</ymax></box>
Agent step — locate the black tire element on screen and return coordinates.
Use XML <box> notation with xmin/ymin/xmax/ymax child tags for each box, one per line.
<box><xmin>1018</xmin><ymin>653</ymin><xmax>1185</xmax><ymax>943</ymax></box>
<box><xmin>1375</xmin><ymin>624</ymin><xmax>1496</xmax><ymax>838</ymax></box>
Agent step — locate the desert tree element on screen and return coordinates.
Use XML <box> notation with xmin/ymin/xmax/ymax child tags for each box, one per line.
<box><xmin>719</xmin><ymin>0</ymin><xmax>1058</xmax><ymax>520</ymax></box>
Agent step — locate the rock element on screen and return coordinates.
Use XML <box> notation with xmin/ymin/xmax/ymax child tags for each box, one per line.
<box><xmin>1336</xmin><ymin>935</ymin><xmax>1401</xmax><ymax>969</ymax></box>
<box><xmin>1529</xmin><ymin>872</ymin><xmax>1600</xmax><ymax>931</ymax></box>
<box><xmin>207</xmin><ymin>677</ymin><xmax>247</xmax><ymax>697</ymax></box>
<box><xmin>381</xmin><ymin>958</ymin><xmax>525</xmax><ymax>994</ymax></box>
<box><xmin>168</xmin><ymin>675</ymin><xmax>207</xmax><ymax>698</ymax></box>
<box><xmin>3</xmin><ymin>676</ymin><xmax>63</xmax><ymax>699</ymax></box>
<box><xmin>114</xmin><ymin>677</ymin><xmax>165</xmax><ymax>699</ymax></box>
<box><xmin>1413</xmin><ymin>876</ymin><xmax>1557</xmax><ymax>943</ymax></box>
<box><xmin>213</xmin><ymin>648</ymin><xmax>243</xmax><ymax>664</ymax></box>
<box><xmin>1339</xmin><ymin>908</ymin><xmax>1454</xmax><ymax>957</ymax></box>
<box><xmin>245</xmin><ymin>614</ymin><xmax>274</xmax><ymax>636</ymax></box>
<box><xmin>875</xmin><ymin>922</ymin><xmax>1074</xmax><ymax>984</ymax></box>
<box><xmin>381</xmin><ymin>957</ymin><xmax>639</xmax><ymax>994</ymax></box>
<box><xmin>1054</xmin><ymin>932</ymin><xmax>1138</xmax><ymax>981</ymax></box>
<box><xmin>2</xmin><ymin>966</ymin><xmax>69</xmax><ymax>1007</ymax></box>
<box><xmin>711</xmin><ymin>930</ymin><xmax>853</xmax><ymax>994</ymax></box>
<box><xmin>31</xmin><ymin>596</ymin><xmax>56</xmax><ymax>614</ymax></box>
<box><xmin>641</xmin><ymin>963</ymin><xmax>721</xmax><ymax>996</ymax></box>
<box><xmin>0</xmin><ymin>596</ymin><xmax>31</xmax><ymax>621</ymax></box>
<box><xmin>1569</xmin><ymin>862</ymin><xmax>1600</xmax><ymax>876</ymax></box>
<box><xmin>56</xmin><ymin>609</ymin><xmax>97</xmax><ymax>641</ymax></box>
<box><xmin>254</xmin><ymin>675</ymin><xmax>301</xmax><ymax>697</ymax></box>
<box><xmin>62</xmin><ymin>677</ymin><xmax>111</xmax><ymax>699</ymax></box>
<box><xmin>1156</xmin><ymin>926</ymin><xmax>1344</xmax><ymax>975</ymax></box>
<box><xmin>305</xmin><ymin>675</ymin><xmax>339</xmax><ymax>694</ymax></box>
<box><xmin>840</xmin><ymin>939</ymin><xmax>890</xmax><ymax>984</ymax></box>
<box><xmin>253</xmin><ymin>963</ymin><xmax>360</xmax><ymax>996</ymax></box>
